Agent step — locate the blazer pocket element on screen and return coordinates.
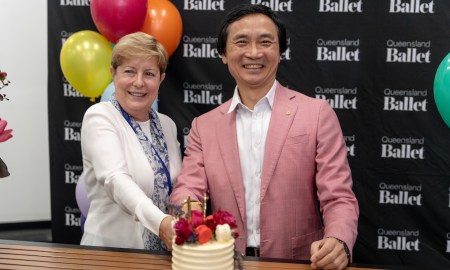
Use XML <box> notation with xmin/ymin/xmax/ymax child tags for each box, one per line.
<box><xmin>291</xmin><ymin>228</ymin><xmax>324</xmax><ymax>260</ymax></box>
<box><xmin>285</xmin><ymin>134</ymin><xmax>309</xmax><ymax>145</ymax></box>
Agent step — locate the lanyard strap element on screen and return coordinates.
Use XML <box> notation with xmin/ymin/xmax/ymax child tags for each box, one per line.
<box><xmin>118</xmin><ymin>104</ymin><xmax>172</xmax><ymax>195</ymax></box>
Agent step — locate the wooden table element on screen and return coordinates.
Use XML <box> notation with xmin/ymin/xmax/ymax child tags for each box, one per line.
<box><xmin>0</xmin><ymin>239</ymin><xmax>387</xmax><ymax>270</ymax></box>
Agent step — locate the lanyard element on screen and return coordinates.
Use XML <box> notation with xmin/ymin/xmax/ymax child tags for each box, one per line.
<box><xmin>118</xmin><ymin>104</ymin><xmax>172</xmax><ymax>195</ymax></box>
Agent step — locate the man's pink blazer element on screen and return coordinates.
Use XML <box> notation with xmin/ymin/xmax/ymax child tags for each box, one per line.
<box><xmin>170</xmin><ymin>83</ymin><xmax>359</xmax><ymax>260</ymax></box>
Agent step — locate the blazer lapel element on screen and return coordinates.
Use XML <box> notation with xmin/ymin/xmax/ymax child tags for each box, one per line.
<box><xmin>261</xmin><ymin>85</ymin><xmax>298</xmax><ymax>201</ymax></box>
<box><xmin>215</xmin><ymin>106</ymin><xmax>247</xmax><ymax>222</ymax></box>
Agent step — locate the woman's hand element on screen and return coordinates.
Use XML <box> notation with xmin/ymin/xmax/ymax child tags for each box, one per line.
<box><xmin>159</xmin><ymin>216</ymin><xmax>176</xmax><ymax>251</ymax></box>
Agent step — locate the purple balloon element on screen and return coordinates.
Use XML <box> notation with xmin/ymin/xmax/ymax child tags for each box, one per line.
<box><xmin>75</xmin><ymin>173</ymin><xmax>90</xmax><ymax>217</ymax></box>
<box><xmin>80</xmin><ymin>214</ymin><xmax>87</xmax><ymax>233</ymax></box>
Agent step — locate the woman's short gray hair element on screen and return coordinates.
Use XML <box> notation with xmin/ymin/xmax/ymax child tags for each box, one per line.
<box><xmin>111</xmin><ymin>32</ymin><xmax>168</xmax><ymax>73</ymax></box>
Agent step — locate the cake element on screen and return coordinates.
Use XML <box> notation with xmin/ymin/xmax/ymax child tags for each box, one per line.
<box><xmin>171</xmin><ymin>239</ymin><xmax>235</xmax><ymax>270</ymax></box>
<box><xmin>171</xmin><ymin>208</ymin><xmax>239</xmax><ymax>270</ymax></box>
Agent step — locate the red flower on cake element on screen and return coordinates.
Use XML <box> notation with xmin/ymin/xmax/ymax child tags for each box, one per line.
<box><xmin>213</xmin><ymin>209</ymin><xmax>237</xmax><ymax>229</ymax></box>
<box><xmin>190</xmin><ymin>209</ymin><xmax>204</xmax><ymax>227</ymax></box>
<box><xmin>174</xmin><ymin>218</ymin><xmax>193</xmax><ymax>245</ymax></box>
<box><xmin>204</xmin><ymin>215</ymin><xmax>216</xmax><ymax>230</ymax></box>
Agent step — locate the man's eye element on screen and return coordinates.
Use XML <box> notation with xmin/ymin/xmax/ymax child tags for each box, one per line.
<box><xmin>261</xmin><ymin>40</ymin><xmax>274</xmax><ymax>46</ymax></box>
<box><xmin>235</xmin><ymin>40</ymin><xmax>247</xmax><ymax>45</ymax></box>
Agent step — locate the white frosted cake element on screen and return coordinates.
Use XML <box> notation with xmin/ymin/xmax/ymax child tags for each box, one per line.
<box><xmin>171</xmin><ymin>239</ymin><xmax>235</xmax><ymax>270</ymax></box>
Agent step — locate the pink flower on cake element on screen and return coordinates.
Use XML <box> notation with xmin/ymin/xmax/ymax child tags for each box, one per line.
<box><xmin>190</xmin><ymin>209</ymin><xmax>204</xmax><ymax>227</ymax></box>
<box><xmin>173</xmin><ymin>218</ymin><xmax>193</xmax><ymax>245</ymax></box>
<box><xmin>204</xmin><ymin>214</ymin><xmax>216</xmax><ymax>230</ymax></box>
<box><xmin>213</xmin><ymin>209</ymin><xmax>237</xmax><ymax>229</ymax></box>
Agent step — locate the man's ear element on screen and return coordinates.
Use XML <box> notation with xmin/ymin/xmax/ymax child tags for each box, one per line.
<box><xmin>221</xmin><ymin>54</ymin><xmax>228</xmax><ymax>65</ymax></box>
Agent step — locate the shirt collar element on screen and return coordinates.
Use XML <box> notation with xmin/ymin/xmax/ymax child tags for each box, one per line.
<box><xmin>227</xmin><ymin>80</ymin><xmax>278</xmax><ymax>114</ymax></box>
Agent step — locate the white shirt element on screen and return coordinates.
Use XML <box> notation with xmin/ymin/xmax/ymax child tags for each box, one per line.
<box><xmin>227</xmin><ymin>81</ymin><xmax>277</xmax><ymax>247</ymax></box>
<box><xmin>137</xmin><ymin>120</ymin><xmax>152</xmax><ymax>141</ymax></box>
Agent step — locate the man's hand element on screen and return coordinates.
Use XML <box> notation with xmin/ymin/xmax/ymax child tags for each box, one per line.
<box><xmin>310</xmin><ymin>237</ymin><xmax>349</xmax><ymax>270</ymax></box>
<box><xmin>181</xmin><ymin>201</ymin><xmax>203</xmax><ymax>217</ymax></box>
<box><xmin>159</xmin><ymin>216</ymin><xmax>176</xmax><ymax>251</ymax></box>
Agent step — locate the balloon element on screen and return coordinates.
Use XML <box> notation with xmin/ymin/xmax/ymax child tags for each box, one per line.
<box><xmin>100</xmin><ymin>82</ymin><xmax>115</xmax><ymax>102</ymax></box>
<box><xmin>75</xmin><ymin>172</ymin><xmax>90</xmax><ymax>217</ymax></box>
<box><xmin>60</xmin><ymin>31</ymin><xmax>112</xmax><ymax>101</ymax></box>
<box><xmin>90</xmin><ymin>0</ymin><xmax>148</xmax><ymax>44</ymax></box>
<box><xmin>80</xmin><ymin>214</ymin><xmax>86</xmax><ymax>233</ymax></box>
<box><xmin>100</xmin><ymin>82</ymin><xmax>159</xmax><ymax>110</ymax></box>
<box><xmin>140</xmin><ymin>0</ymin><xmax>183</xmax><ymax>57</ymax></box>
<box><xmin>434</xmin><ymin>52</ymin><xmax>450</xmax><ymax>128</ymax></box>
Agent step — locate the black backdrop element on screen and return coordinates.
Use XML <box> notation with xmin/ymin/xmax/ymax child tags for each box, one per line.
<box><xmin>48</xmin><ymin>1</ymin><xmax>450</xmax><ymax>268</ymax></box>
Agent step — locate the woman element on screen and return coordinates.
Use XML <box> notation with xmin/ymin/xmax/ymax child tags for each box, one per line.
<box><xmin>80</xmin><ymin>32</ymin><xmax>182</xmax><ymax>252</ymax></box>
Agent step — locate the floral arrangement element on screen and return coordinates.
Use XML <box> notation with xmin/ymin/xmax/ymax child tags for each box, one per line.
<box><xmin>0</xmin><ymin>68</ymin><xmax>12</xmax><ymax>178</ymax></box>
<box><xmin>0</xmin><ymin>119</ymin><xmax>12</xmax><ymax>143</ymax></box>
<box><xmin>0</xmin><ymin>69</ymin><xmax>11</xmax><ymax>101</ymax></box>
<box><xmin>0</xmin><ymin>68</ymin><xmax>12</xmax><ymax>142</ymax></box>
<box><xmin>174</xmin><ymin>209</ymin><xmax>239</xmax><ymax>245</ymax></box>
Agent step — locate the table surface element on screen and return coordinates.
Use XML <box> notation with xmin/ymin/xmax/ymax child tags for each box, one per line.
<box><xmin>0</xmin><ymin>239</ymin><xmax>389</xmax><ymax>270</ymax></box>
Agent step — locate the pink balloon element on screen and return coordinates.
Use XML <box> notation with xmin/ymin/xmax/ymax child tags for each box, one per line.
<box><xmin>90</xmin><ymin>0</ymin><xmax>148</xmax><ymax>44</ymax></box>
<box><xmin>75</xmin><ymin>173</ymin><xmax>90</xmax><ymax>217</ymax></box>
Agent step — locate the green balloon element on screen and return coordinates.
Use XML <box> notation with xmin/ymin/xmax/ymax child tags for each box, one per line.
<box><xmin>434</xmin><ymin>53</ymin><xmax>450</xmax><ymax>128</ymax></box>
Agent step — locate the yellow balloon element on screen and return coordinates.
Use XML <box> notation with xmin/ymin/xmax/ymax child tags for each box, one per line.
<box><xmin>60</xmin><ymin>30</ymin><xmax>112</xmax><ymax>101</ymax></box>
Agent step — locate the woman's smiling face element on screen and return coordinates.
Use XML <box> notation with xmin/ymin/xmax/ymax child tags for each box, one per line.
<box><xmin>112</xmin><ymin>56</ymin><xmax>165</xmax><ymax>121</ymax></box>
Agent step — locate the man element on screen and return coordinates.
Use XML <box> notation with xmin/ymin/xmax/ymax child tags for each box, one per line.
<box><xmin>170</xmin><ymin>4</ymin><xmax>359</xmax><ymax>270</ymax></box>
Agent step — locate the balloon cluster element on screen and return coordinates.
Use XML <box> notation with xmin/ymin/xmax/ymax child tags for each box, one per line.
<box><xmin>60</xmin><ymin>0</ymin><xmax>183</xmax><ymax>101</ymax></box>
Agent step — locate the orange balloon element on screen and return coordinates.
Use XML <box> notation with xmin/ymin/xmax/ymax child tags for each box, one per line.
<box><xmin>140</xmin><ymin>0</ymin><xmax>183</xmax><ymax>57</ymax></box>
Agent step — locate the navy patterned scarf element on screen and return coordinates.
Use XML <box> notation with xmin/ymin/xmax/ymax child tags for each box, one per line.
<box><xmin>111</xmin><ymin>96</ymin><xmax>171</xmax><ymax>251</ymax></box>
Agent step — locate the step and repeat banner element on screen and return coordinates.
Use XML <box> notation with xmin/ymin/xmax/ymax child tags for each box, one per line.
<box><xmin>48</xmin><ymin>1</ymin><xmax>450</xmax><ymax>268</ymax></box>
